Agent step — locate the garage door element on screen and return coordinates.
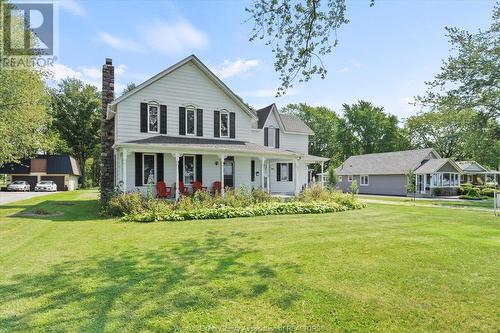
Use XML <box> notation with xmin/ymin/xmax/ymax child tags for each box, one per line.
<box><xmin>12</xmin><ymin>176</ymin><xmax>37</xmax><ymax>191</ymax></box>
<box><xmin>41</xmin><ymin>176</ymin><xmax>65</xmax><ymax>191</ymax></box>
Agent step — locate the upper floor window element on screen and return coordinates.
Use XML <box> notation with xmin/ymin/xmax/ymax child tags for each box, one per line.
<box><xmin>186</xmin><ymin>107</ymin><xmax>196</xmax><ymax>135</ymax></box>
<box><xmin>148</xmin><ymin>104</ymin><xmax>159</xmax><ymax>133</ymax></box>
<box><xmin>264</xmin><ymin>126</ymin><xmax>279</xmax><ymax>148</ymax></box>
<box><xmin>220</xmin><ymin>111</ymin><xmax>229</xmax><ymax>137</ymax></box>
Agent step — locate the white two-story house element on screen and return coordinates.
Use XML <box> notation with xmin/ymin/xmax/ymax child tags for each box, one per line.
<box><xmin>100</xmin><ymin>55</ymin><xmax>327</xmax><ymax>200</ymax></box>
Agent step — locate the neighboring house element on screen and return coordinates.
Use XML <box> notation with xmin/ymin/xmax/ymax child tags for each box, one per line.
<box><xmin>456</xmin><ymin>161</ymin><xmax>500</xmax><ymax>186</ymax></box>
<box><xmin>100</xmin><ymin>55</ymin><xmax>327</xmax><ymax>199</ymax></box>
<box><xmin>0</xmin><ymin>155</ymin><xmax>81</xmax><ymax>191</ymax></box>
<box><xmin>336</xmin><ymin>148</ymin><xmax>463</xmax><ymax>196</ymax></box>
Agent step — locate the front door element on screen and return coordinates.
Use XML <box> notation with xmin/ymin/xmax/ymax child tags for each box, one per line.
<box><xmin>224</xmin><ymin>157</ymin><xmax>234</xmax><ymax>188</ymax></box>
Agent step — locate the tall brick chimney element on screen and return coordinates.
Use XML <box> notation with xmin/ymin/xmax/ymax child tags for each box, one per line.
<box><xmin>100</xmin><ymin>58</ymin><xmax>115</xmax><ymax>204</ymax></box>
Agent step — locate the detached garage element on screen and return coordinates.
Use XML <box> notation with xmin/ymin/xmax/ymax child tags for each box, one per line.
<box><xmin>0</xmin><ymin>155</ymin><xmax>81</xmax><ymax>191</ymax></box>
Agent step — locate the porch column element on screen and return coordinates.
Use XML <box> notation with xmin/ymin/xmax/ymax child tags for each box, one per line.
<box><xmin>219</xmin><ymin>154</ymin><xmax>226</xmax><ymax>196</ymax></box>
<box><xmin>260</xmin><ymin>157</ymin><xmax>266</xmax><ymax>190</ymax></box>
<box><xmin>267</xmin><ymin>161</ymin><xmax>270</xmax><ymax>193</ymax></box>
<box><xmin>173</xmin><ymin>153</ymin><xmax>181</xmax><ymax>200</ymax></box>
<box><xmin>294</xmin><ymin>159</ymin><xmax>300</xmax><ymax>195</ymax></box>
<box><xmin>320</xmin><ymin>161</ymin><xmax>324</xmax><ymax>188</ymax></box>
<box><xmin>122</xmin><ymin>149</ymin><xmax>127</xmax><ymax>192</ymax></box>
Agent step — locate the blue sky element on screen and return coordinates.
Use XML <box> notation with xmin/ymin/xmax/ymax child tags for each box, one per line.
<box><xmin>52</xmin><ymin>0</ymin><xmax>495</xmax><ymax>120</ymax></box>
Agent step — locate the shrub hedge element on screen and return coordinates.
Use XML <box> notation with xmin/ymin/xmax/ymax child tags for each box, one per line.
<box><xmin>105</xmin><ymin>185</ymin><xmax>366</xmax><ymax>223</ymax></box>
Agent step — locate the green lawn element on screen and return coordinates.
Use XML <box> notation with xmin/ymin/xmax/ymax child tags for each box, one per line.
<box><xmin>358</xmin><ymin>194</ymin><xmax>496</xmax><ymax>210</ymax></box>
<box><xmin>0</xmin><ymin>190</ymin><xmax>499</xmax><ymax>332</ymax></box>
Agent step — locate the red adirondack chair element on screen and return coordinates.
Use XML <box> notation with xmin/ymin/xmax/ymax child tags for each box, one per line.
<box><xmin>177</xmin><ymin>181</ymin><xmax>190</xmax><ymax>196</ymax></box>
<box><xmin>212</xmin><ymin>181</ymin><xmax>221</xmax><ymax>194</ymax></box>
<box><xmin>156</xmin><ymin>181</ymin><xmax>172</xmax><ymax>198</ymax></box>
<box><xmin>192</xmin><ymin>180</ymin><xmax>203</xmax><ymax>193</ymax></box>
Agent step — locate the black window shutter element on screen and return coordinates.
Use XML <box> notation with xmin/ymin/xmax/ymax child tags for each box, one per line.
<box><xmin>214</xmin><ymin>110</ymin><xmax>220</xmax><ymax>137</ymax></box>
<box><xmin>140</xmin><ymin>103</ymin><xmax>148</xmax><ymax>133</ymax></box>
<box><xmin>275</xmin><ymin>128</ymin><xmax>280</xmax><ymax>148</ymax></box>
<box><xmin>276</xmin><ymin>163</ymin><xmax>281</xmax><ymax>181</ymax></box>
<box><xmin>195</xmin><ymin>155</ymin><xmax>203</xmax><ymax>182</ymax></box>
<box><xmin>160</xmin><ymin>105</ymin><xmax>167</xmax><ymax>134</ymax></box>
<box><xmin>178</xmin><ymin>157</ymin><xmax>184</xmax><ymax>182</ymax></box>
<box><xmin>135</xmin><ymin>152</ymin><xmax>142</xmax><ymax>186</ymax></box>
<box><xmin>264</xmin><ymin>128</ymin><xmax>269</xmax><ymax>146</ymax></box>
<box><xmin>229</xmin><ymin>112</ymin><xmax>236</xmax><ymax>138</ymax></box>
<box><xmin>288</xmin><ymin>163</ymin><xmax>293</xmax><ymax>181</ymax></box>
<box><xmin>196</xmin><ymin>109</ymin><xmax>203</xmax><ymax>136</ymax></box>
<box><xmin>179</xmin><ymin>107</ymin><xmax>186</xmax><ymax>135</ymax></box>
<box><xmin>157</xmin><ymin>153</ymin><xmax>164</xmax><ymax>181</ymax></box>
<box><xmin>251</xmin><ymin>160</ymin><xmax>255</xmax><ymax>182</ymax></box>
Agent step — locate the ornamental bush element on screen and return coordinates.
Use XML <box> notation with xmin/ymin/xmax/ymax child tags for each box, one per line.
<box><xmin>122</xmin><ymin>201</ymin><xmax>350</xmax><ymax>223</ymax></box>
<box><xmin>106</xmin><ymin>184</ymin><xmax>366</xmax><ymax>222</ymax></box>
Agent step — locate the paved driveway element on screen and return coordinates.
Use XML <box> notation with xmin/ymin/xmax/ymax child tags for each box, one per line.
<box><xmin>0</xmin><ymin>191</ymin><xmax>58</xmax><ymax>205</ymax></box>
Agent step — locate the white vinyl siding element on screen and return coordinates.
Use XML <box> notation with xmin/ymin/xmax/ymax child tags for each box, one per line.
<box><xmin>115</xmin><ymin>63</ymin><xmax>254</xmax><ymax>144</ymax></box>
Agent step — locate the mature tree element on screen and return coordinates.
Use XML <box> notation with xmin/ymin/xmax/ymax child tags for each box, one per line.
<box><xmin>281</xmin><ymin>103</ymin><xmax>340</xmax><ymax>165</ymax></box>
<box><xmin>336</xmin><ymin>101</ymin><xmax>409</xmax><ymax>160</ymax></box>
<box><xmin>247</xmin><ymin>0</ymin><xmax>373</xmax><ymax>96</ymax></box>
<box><xmin>0</xmin><ymin>4</ymin><xmax>56</xmax><ymax>165</ymax></box>
<box><xmin>49</xmin><ymin>79</ymin><xmax>101</xmax><ymax>187</ymax></box>
<box><xmin>404</xmin><ymin>108</ymin><xmax>500</xmax><ymax>169</ymax></box>
<box><xmin>416</xmin><ymin>4</ymin><xmax>500</xmax><ymax>119</ymax></box>
<box><xmin>122</xmin><ymin>83</ymin><xmax>136</xmax><ymax>95</ymax></box>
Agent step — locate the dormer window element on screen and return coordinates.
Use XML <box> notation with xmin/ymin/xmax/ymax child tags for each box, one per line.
<box><xmin>220</xmin><ymin>111</ymin><xmax>229</xmax><ymax>137</ymax></box>
<box><xmin>264</xmin><ymin>126</ymin><xmax>280</xmax><ymax>148</ymax></box>
<box><xmin>186</xmin><ymin>107</ymin><xmax>196</xmax><ymax>135</ymax></box>
<box><xmin>148</xmin><ymin>104</ymin><xmax>159</xmax><ymax>133</ymax></box>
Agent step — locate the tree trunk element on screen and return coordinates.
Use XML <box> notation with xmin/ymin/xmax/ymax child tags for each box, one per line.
<box><xmin>78</xmin><ymin>158</ymin><xmax>87</xmax><ymax>188</ymax></box>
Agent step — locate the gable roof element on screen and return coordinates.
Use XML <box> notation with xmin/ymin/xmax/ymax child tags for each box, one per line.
<box><xmin>456</xmin><ymin>161</ymin><xmax>488</xmax><ymax>173</ymax></box>
<box><xmin>414</xmin><ymin>158</ymin><xmax>462</xmax><ymax>174</ymax></box>
<box><xmin>336</xmin><ymin>148</ymin><xmax>439</xmax><ymax>175</ymax></box>
<box><xmin>255</xmin><ymin>103</ymin><xmax>313</xmax><ymax>134</ymax></box>
<box><xmin>107</xmin><ymin>54</ymin><xmax>257</xmax><ymax>120</ymax></box>
<box><xmin>0</xmin><ymin>155</ymin><xmax>81</xmax><ymax>176</ymax></box>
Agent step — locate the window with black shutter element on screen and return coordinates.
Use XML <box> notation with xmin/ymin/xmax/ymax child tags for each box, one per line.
<box><xmin>179</xmin><ymin>107</ymin><xmax>186</xmax><ymax>135</ymax></box>
<box><xmin>264</xmin><ymin>127</ymin><xmax>269</xmax><ymax>146</ymax></box>
<box><xmin>275</xmin><ymin>128</ymin><xmax>280</xmax><ymax>148</ymax></box>
<box><xmin>157</xmin><ymin>153</ymin><xmax>164</xmax><ymax>181</ymax></box>
<box><xmin>196</xmin><ymin>109</ymin><xmax>203</xmax><ymax>136</ymax></box>
<box><xmin>251</xmin><ymin>160</ymin><xmax>255</xmax><ymax>182</ymax></box>
<box><xmin>214</xmin><ymin>110</ymin><xmax>220</xmax><ymax>137</ymax></box>
<box><xmin>160</xmin><ymin>105</ymin><xmax>167</xmax><ymax>134</ymax></box>
<box><xmin>276</xmin><ymin>163</ymin><xmax>292</xmax><ymax>182</ymax></box>
<box><xmin>135</xmin><ymin>153</ymin><xmax>142</xmax><ymax>186</ymax></box>
<box><xmin>229</xmin><ymin>112</ymin><xmax>236</xmax><ymax>138</ymax></box>
<box><xmin>140</xmin><ymin>103</ymin><xmax>148</xmax><ymax>133</ymax></box>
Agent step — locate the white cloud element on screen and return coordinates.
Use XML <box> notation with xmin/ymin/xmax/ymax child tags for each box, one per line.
<box><xmin>140</xmin><ymin>19</ymin><xmax>208</xmax><ymax>55</ymax></box>
<box><xmin>348</xmin><ymin>59</ymin><xmax>361</xmax><ymax>68</ymax></box>
<box><xmin>49</xmin><ymin>63</ymin><xmax>127</xmax><ymax>93</ymax></box>
<box><xmin>401</xmin><ymin>96</ymin><xmax>415</xmax><ymax>105</ymax></box>
<box><xmin>98</xmin><ymin>32</ymin><xmax>141</xmax><ymax>52</ymax></box>
<box><xmin>212</xmin><ymin>59</ymin><xmax>260</xmax><ymax>79</ymax></box>
<box><xmin>340</xmin><ymin>67</ymin><xmax>349</xmax><ymax>73</ymax></box>
<box><xmin>59</xmin><ymin>0</ymin><xmax>87</xmax><ymax>18</ymax></box>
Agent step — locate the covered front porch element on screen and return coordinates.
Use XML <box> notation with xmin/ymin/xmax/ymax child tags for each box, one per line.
<box><xmin>114</xmin><ymin>138</ymin><xmax>327</xmax><ymax>200</ymax></box>
<box><xmin>414</xmin><ymin>158</ymin><xmax>463</xmax><ymax>196</ymax></box>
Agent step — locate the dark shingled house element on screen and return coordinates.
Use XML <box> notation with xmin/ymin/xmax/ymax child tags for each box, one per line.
<box><xmin>0</xmin><ymin>155</ymin><xmax>81</xmax><ymax>191</ymax></box>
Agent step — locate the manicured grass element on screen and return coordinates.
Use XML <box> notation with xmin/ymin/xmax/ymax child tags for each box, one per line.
<box><xmin>1</xmin><ymin>190</ymin><xmax>499</xmax><ymax>332</ymax></box>
<box><xmin>358</xmin><ymin>194</ymin><xmax>495</xmax><ymax>209</ymax></box>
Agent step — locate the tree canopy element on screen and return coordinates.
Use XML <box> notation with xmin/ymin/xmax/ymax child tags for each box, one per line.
<box><xmin>416</xmin><ymin>4</ymin><xmax>500</xmax><ymax>119</ymax></box>
<box><xmin>247</xmin><ymin>0</ymin><xmax>373</xmax><ymax>96</ymax></box>
<box><xmin>49</xmin><ymin>79</ymin><xmax>101</xmax><ymax>187</ymax></box>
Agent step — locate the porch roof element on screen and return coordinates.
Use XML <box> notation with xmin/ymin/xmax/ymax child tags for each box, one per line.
<box><xmin>414</xmin><ymin>158</ymin><xmax>461</xmax><ymax>174</ymax></box>
<box><xmin>115</xmin><ymin>135</ymin><xmax>327</xmax><ymax>162</ymax></box>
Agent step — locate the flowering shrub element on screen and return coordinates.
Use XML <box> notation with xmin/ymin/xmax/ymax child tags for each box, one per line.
<box><xmin>122</xmin><ymin>201</ymin><xmax>349</xmax><ymax>223</ymax></box>
<box><xmin>105</xmin><ymin>184</ymin><xmax>366</xmax><ymax>222</ymax></box>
